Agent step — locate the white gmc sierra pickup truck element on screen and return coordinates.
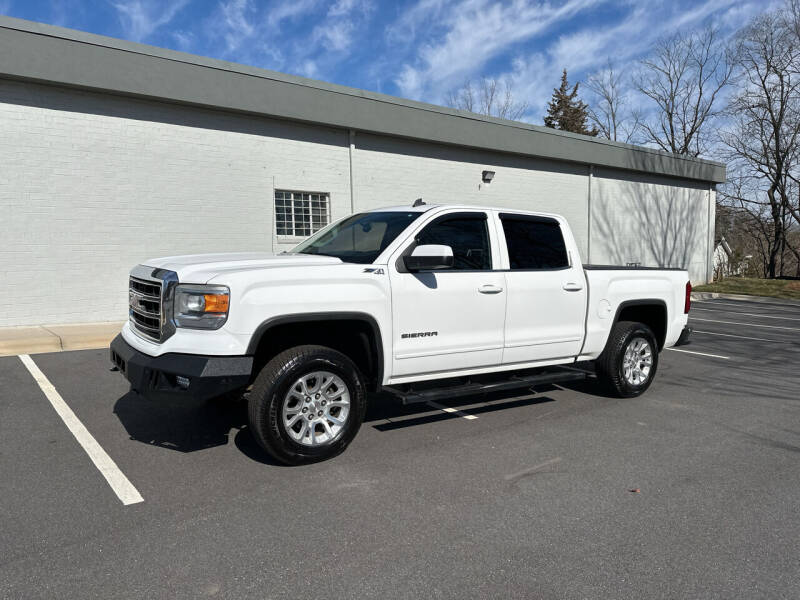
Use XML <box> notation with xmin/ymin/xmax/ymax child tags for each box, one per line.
<box><xmin>111</xmin><ymin>202</ymin><xmax>692</xmax><ymax>464</ymax></box>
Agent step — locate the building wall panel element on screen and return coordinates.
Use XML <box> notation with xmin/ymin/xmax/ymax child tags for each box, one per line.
<box><xmin>590</xmin><ymin>168</ymin><xmax>712</xmax><ymax>283</ymax></box>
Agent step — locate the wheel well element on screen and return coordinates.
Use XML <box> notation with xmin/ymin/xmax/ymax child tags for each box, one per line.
<box><xmin>250</xmin><ymin>318</ymin><xmax>382</xmax><ymax>390</ymax></box>
<box><xmin>617</xmin><ymin>303</ymin><xmax>667</xmax><ymax>349</ymax></box>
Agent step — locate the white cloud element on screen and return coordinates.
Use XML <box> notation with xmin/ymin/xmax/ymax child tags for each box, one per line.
<box><xmin>311</xmin><ymin>0</ymin><xmax>373</xmax><ymax>53</ymax></box>
<box><xmin>394</xmin><ymin>0</ymin><xmax>607</xmax><ymax>102</ymax></box>
<box><xmin>298</xmin><ymin>59</ymin><xmax>319</xmax><ymax>78</ymax></box>
<box><xmin>715</xmin><ymin>0</ymin><xmax>782</xmax><ymax>30</ymax></box>
<box><xmin>112</xmin><ymin>0</ymin><xmax>189</xmax><ymax>42</ymax></box>
<box><xmin>265</xmin><ymin>0</ymin><xmax>319</xmax><ymax>29</ymax></box>
<box><xmin>314</xmin><ymin>20</ymin><xmax>355</xmax><ymax>51</ymax></box>
<box><xmin>327</xmin><ymin>0</ymin><xmax>371</xmax><ymax>18</ymax></box>
<box><xmin>205</xmin><ymin>0</ymin><xmax>372</xmax><ymax>80</ymax></box>
<box><xmin>207</xmin><ymin>0</ymin><xmax>315</xmax><ymax>67</ymax></box>
<box><xmin>171</xmin><ymin>29</ymin><xmax>194</xmax><ymax>51</ymax></box>
<box><xmin>546</xmin><ymin>6</ymin><xmax>652</xmax><ymax>75</ymax></box>
<box><xmin>538</xmin><ymin>0</ymin><xmax>761</xmax><ymax>118</ymax></box>
<box><xmin>385</xmin><ymin>0</ymin><xmax>448</xmax><ymax>44</ymax></box>
<box><xmin>217</xmin><ymin>0</ymin><xmax>255</xmax><ymax>53</ymax></box>
<box><xmin>392</xmin><ymin>0</ymin><xmax>770</xmax><ymax>121</ymax></box>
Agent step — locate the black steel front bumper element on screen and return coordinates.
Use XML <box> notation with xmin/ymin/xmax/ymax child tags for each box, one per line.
<box><xmin>110</xmin><ymin>334</ymin><xmax>253</xmax><ymax>402</ymax></box>
<box><xmin>675</xmin><ymin>326</ymin><xmax>692</xmax><ymax>346</ymax></box>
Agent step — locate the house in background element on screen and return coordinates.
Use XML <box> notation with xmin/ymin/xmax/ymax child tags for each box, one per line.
<box><xmin>713</xmin><ymin>236</ymin><xmax>750</xmax><ymax>278</ymax></box>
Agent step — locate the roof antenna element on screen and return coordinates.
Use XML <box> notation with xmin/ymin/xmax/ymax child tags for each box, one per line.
<box><xmin>412</xmin><ymin>198</ymin><xmax>425</xmax><ymax>207</ymax></box>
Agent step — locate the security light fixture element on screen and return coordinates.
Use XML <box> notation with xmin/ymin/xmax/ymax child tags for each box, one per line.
<box><xmin>482</xmin><ymin>170</ymin><xmax>495</xmax><ymax>183</ymax></box>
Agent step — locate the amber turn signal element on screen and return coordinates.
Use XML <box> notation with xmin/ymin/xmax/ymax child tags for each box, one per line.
<box><xmin>203</xmin><ymin>293</ymin><xmax>229</xmax><ymax>313</ymax></box>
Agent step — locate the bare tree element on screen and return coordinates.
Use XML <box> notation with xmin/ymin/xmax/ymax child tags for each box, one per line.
<box><xmin>788</xmin><ymin>0</ymin><xmax>800</xmax><ymax>50</ymax></box>
<box><xmin>446</xmin><ymin>77</ymin><xmax>528</xmax><ymax>121</ymax></box>
<box><xmin>635</xmin><ymin>27</ymin><xmax>733</xmax><ymax>156</ymax></box>
<box><xmin>584</xmin><ymin>59</ymin><xmax>641</xmax><ymax>143</ymax></box>
<box><xmin>721</xmin><ymin>10</ymin><xmax>800</xmax><ymax>277</ymax></box>
<box><xmin>719</xmin><ymin>175</ymin><xmax>780</xmax><ymax>277</ymax></box>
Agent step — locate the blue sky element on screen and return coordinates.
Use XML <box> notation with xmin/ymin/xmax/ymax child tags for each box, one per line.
<box><xmin>0</xmin><ymin>0</ymin><xmax>775</xmax><ymax>121</ymax></box>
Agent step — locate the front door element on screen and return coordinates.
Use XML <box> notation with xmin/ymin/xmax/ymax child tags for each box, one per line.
<box><xmin>389</xmin><ymin>212</ymin><xmax>506</xmax><ymax>379</ymax></box>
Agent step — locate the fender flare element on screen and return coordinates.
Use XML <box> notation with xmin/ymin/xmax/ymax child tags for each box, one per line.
<box><xmin>246</xmin><ymin>311</ymin><xmax>384</xmax><ymax>390</ymax></box>
<box><xmin>609</xmin><ymin>299</ymin><xmax>668</xmax><ymax>349</ymax></box>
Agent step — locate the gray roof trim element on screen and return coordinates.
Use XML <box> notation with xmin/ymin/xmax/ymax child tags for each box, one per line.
<box><xmin>0</xmin><ymin>15</ymin><xmax>726</xmax><ymax>183</ymax></box>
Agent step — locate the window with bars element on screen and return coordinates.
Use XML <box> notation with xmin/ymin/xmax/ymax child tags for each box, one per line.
<box><xmin>275</xmin><ymin>190</ymin><xmax>330</xmax><ymax>237</ymax></box>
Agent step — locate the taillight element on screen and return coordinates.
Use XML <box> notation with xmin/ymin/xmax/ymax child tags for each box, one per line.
<box><xmin>684</xmin><ymin>281</ymin><xmax>692</xmax><ymax>314</ymax></box>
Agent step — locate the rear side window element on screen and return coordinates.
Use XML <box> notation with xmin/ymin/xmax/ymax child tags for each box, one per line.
<box><xmin>416</xmin><ymin>215</ymin><xmax>492</xmax><ymax>270</ymax></box>
<box><xmin>501</xmin><ymin>215</ymin><xmax>569</xmax><ymax>270</ymax></box>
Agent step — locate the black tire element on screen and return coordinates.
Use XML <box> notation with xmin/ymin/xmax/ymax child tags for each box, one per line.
<box><xmin>247</xmin><ymin>345</ymin><xmax>367</xmax><ymax>465</ymax></box>
<box><xmin>595</xmin><ymin>321</ymin><xmax>659</xmax><ymax>398</ymax></box>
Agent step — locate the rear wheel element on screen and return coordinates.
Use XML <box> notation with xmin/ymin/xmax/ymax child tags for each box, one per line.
<box><xmin>248</xmin><ymin>345</ymin><xmax>367</xmax><ymax>465</ymax></box>
<box><xmin>595</xmin><ymin>321</ymin><xmax>658</xmax><ymax>398</ymax></box>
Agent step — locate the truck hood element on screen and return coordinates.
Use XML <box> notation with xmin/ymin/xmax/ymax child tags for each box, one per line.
<box><xmin>143</xmin><ymin>252</ymin><xmax>343</xmax><ymax>283</ymax></box>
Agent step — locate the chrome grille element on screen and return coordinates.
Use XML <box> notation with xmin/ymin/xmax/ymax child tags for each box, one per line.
<box><xmin>129</xmin><ymin>276</ymin><xmax>163</xmax><ymax>341</ymax></box>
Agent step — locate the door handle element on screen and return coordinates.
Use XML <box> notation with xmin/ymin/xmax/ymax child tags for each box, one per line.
<box><xmin>562</xmin><ymin>282</ymin><xmax>584</xmax><ymax>292</ymax></box>
<box><xmin>479</xmin><ymin>284</ymin><xmax>504</xmax><ymax>294</ymax></box>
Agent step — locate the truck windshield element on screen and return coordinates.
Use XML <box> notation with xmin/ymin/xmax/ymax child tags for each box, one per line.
<box><xmin>292</xmin><ymin>211</ymin><xmax>421</xmax><ymax>264</ymax></box>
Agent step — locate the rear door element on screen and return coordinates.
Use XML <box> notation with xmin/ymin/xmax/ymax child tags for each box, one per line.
<box><xmin>388</xmin><ymin>211</ymin><xmax>506</xmax><ymax>379</ymax></box>
<box><xmin>496</xmin><ymin>212</ymin><xmax>587</xmax><ymax>365</ymax></box>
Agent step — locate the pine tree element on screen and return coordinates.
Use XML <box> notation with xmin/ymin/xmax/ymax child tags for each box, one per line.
<box><xmin>543</xmin><ymin>69</ymin><xmax>598</xmax><ymax>136</ymax></box>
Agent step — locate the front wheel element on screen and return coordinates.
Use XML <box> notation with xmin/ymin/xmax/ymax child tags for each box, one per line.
<box><xmin>595</xmin><ymin>321</ymin><xmax>659</xmax><ymax>398</ymax></box>
<box><xmin>247</xmin><ymin>345</ymin><xmax>367</xmax><ymax>465</ymax></box>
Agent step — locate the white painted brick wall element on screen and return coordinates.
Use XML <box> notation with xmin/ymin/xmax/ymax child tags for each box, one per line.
<box><xmin>0</xmin><ymin>80</ymin><xmax>350</xmax><ymax>326</ymax></box>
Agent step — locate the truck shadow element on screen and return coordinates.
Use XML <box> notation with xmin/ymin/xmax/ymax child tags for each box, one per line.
<box><xmin>113</xmin><ymin>390</ymin><xmax>289</xmax><ymax>465</ymax></box>
<box><xmin>113</xmin><ymin>386</ymin><xmax>559</xmax><ymax>464</ymax></box>
<box><xmin>113</xmin><ymin>391</ymin><xmax>248</xmax><ymax>453</ymax></box>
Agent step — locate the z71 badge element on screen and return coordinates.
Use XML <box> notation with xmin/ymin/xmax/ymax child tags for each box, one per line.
<box><xmin>401</xmin><ymin>331</ymin><xmax>438</xmax><ymax>339</ymax></box>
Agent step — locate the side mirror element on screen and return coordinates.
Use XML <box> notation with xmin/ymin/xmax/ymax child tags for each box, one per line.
<box><xmin>404</xmin><ymin>244</ymin><xmax>454</xmax><ymax>272</ymax></box>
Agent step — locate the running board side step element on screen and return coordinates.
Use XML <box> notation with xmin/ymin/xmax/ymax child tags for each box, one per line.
<box><xmin>383</xmin><ymin>367</ymin><xmax>589</xmax><ymax>405</ymax></box>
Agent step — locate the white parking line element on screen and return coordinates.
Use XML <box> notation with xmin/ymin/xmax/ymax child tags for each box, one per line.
<box><xmin>426</xmin><ymin>400</ymin><xmax>478</xmax><ymax>420</ymax></box>
<box><xmin>18</xmin><ymin>354</ymin><xmax>144</xmax><ymax>506</ymax></box>
<box><xmin>694</xmin><ymin>330</ymin><xmax>785</xmax><ymax>343</ymax></box>
<box><xmin>666</xmin><ymin>347</ymin><xmax>730</xmax><ymax>359</ymax></box>
<box><xmin>690</xmin><ymin>317</ymin><xmax>800</xmax><ymax>331</ymax></box>
<box><xmin>692</xmin><ymin>307</ymin><xmax>800</xmax><ymax>321</ymax></box>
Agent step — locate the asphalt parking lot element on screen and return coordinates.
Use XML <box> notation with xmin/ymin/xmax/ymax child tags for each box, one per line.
<box><xmin>1</xmin><ymin>297</ymin><xmax>799</xmax><ymax>599</ymax></box>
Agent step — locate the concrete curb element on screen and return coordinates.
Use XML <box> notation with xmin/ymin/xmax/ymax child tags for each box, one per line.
<box><xmin>691</xmin><ymin>292</ymin><xmax>800</xmax><ymax>307</ymax></box>
<box><xmin>0</xmin><ymin>322</ymin><xmax>124</xmax><ymax>357</ymax></box>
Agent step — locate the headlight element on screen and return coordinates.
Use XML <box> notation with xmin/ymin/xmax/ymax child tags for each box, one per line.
<box><xmin>173</xmin><ymin>284</ymin><xmax>230</xmax><ymax>330</ymax></box>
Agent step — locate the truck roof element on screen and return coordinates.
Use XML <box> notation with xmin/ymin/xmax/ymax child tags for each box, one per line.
<box><xmin>364</xmin><ymin>203</ymin><xmax>563</xmax><ymax>220</ymax></box>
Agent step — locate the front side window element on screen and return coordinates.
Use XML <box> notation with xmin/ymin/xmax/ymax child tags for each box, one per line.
<box><xmin>293</xmin><ymin>211</ymin><xmax>420</xmax><ymax>264</ymax></box>
<box><xmin>501</xmin><ymin>215</ymin><xmax>569</xmax><ymax>270</ymax></box>
<box><xmin>415</xmin><ymin>215</ymin><xmax>492</xmax><ymax>270</ymax></box>
<box><xmin>275</xmin><ymin>190</ymin><xmax>330</xmax><ymax>237</ymax></box>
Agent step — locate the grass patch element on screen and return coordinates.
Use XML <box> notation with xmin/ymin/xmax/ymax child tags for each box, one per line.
<box><xmin>694</xmin><ymin>277</ymin><xmax>800</xmax><ymax>300</ymax></box>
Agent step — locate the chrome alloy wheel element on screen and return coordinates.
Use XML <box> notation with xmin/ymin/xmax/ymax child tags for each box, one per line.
<box><xmin>622</xmin><ymin>336</ymin><xmax>653</xmax><ymax>386</ymax></box>
<box><xmin>281</xmin><ymin>371</ymin><xmax>351</xmax><ymax>446</ymax></box>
